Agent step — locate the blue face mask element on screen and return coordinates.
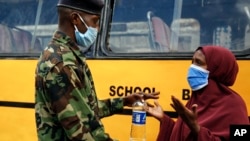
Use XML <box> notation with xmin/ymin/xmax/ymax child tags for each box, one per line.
<box><xmin>187</xmin><ymin>64</ymin><xmax>209</xmax><ymax>91</ymax></box>
<box><xmin>74</xmin><ymin>14</ymin><xmax>98</xmax><ymax>48</ymax></box>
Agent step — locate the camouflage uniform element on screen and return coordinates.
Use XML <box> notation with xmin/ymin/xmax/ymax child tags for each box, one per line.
<box><xmin>35</xmin><ymin>31</ymin><xmax>123</xmax><ymax>141</ymax></box>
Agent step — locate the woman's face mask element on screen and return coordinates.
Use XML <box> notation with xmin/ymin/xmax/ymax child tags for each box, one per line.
<box><xmin>74</xmin><ymin>14</ymin><xmax>98</xmax><ymax>47</ymax></box>
<box><xmin>187</xmin><ymin>64</ymin><xmax>209</xmax><ymax>91</ymax></box>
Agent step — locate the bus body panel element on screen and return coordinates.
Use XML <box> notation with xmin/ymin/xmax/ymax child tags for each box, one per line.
<box><xmin>0</xmin><ymin>59</ymin><xmax>249</xmax><ymax>141</ymax></box>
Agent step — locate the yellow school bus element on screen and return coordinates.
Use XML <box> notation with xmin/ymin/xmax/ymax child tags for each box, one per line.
<box><xmin>0</xmin><ymin>0</ymin><xmax>250</xmax><ymax>140</ymax></box>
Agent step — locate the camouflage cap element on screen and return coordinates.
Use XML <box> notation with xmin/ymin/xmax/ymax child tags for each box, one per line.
<box><xmin>57</xmin><ymin>0</ymin><xmax>104</xmax><ymax>15</ymax></box>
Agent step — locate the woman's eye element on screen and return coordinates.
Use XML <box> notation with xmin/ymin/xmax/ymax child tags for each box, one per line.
<box><xmin>193</xmin><ymin>59</ymin><xmax>203</xmax><ymax>66</ymax></box>
<box><xmin>197</xmin><ymin>60</ymin><xmax>202</xmax><ymax>65</ymax></box>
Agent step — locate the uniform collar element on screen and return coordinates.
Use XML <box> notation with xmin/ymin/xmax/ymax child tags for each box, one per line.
<box><xmin>53</xmin><ymin>30</ymin><xmax>80</xmax><ymax>51</ymax></box>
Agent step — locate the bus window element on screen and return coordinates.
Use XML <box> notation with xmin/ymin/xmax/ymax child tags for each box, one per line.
<box><xmin>147</xmin><ymin>11</ymin><xmax>171</xmax><ymax>52</ymax></box>
<box><xmin>0</xmin><ymin>0</ymin><xmax>58</xmax><ymax>54</ymax></box>
<box><xmin>105</xmin><ymin>0</ymin><xmax>250</xmax><ymax>55</ymax></box>
<box><xmin>246</xmin><ymin>25</ymin><xmax>250</xmax><ymax>49</ymax></box>
<box><xmin>171</xmin><ymin>18</ymin><xmax>200</xmax><ymax>52</ymax></box>
<box><xmin>213</xmin><ymin>25</ymin><xmax>232</xmax><ymax>49</ymax></box>
<box><xmin>108</xmin><ymin>21</ymin><xmax>151</xmax><ymax>53</ymax></box>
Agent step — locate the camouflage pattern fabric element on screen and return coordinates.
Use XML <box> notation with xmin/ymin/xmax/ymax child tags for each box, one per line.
<box><xmin>35</xmin><ymin>31</ymin><xmax>123</xmax><ymax>141</ymax></box>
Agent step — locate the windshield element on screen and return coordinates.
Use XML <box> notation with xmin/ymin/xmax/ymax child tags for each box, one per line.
<box><xmin>107</xmin><ymin>0</ymin><xmax>250</xmax><ymax>53</ymax></box>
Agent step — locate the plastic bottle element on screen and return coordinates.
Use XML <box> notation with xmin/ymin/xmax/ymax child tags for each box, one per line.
<box><xmin>129</xmin><ymin>100</ymin><xmax>146</xmax><ymax>141</ymax></box>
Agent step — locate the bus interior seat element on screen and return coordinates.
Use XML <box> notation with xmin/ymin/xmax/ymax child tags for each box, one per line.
<box><xmin>0</xmin><ymin>24</ymin><xmax>42</xmax><ymax>53</ymax></box>
<box><xmin>147</xmin><ymin>11</ymin><xmax>171</xmax><ymax>52</ymax></box>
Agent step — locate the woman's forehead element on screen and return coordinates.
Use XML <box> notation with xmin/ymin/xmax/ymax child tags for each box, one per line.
<box><xmin>193</xmin><ymin>49</ymin><xmax>206</xmax><ymax>60</ymax></box>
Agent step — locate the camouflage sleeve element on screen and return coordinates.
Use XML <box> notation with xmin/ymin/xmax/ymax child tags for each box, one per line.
<box><xmin>97</xmin><ymin>98</ymin><xmax>124</xmax><ymax>118</ymax></box>
<box><xmin>46</xmin><ymin>62</ymin><xmax>114</xmax><ymax>141</ymax></box>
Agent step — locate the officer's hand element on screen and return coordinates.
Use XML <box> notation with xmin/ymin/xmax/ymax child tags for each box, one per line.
<box><xmin>123</xmin><ymin>91</ymin><xmax>160</xmax><ymax>107</ymax></box>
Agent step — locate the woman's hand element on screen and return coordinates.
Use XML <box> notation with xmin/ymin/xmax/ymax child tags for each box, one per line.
<box><xmin>123</xmin><ymin>91</ymin><xmax>160</xmax><ymax>107</ymax></box>
<box><xmin>171</xmin><ymin>95</ymin><xmax>200</xmax><ymax>135</ymax></box>
<box><xmin>145</xmin><ymin>100</ymin><xmax>165</xmax><ymax>122</ymax></box>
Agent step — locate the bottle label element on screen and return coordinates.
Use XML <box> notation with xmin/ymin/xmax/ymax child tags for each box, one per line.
<box><xmin>132</xmin><ymin>111</ymin><xmax>146</xmax><ymax>125</ymax></box>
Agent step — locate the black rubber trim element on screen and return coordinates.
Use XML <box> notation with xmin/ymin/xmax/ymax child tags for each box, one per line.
<box><xmin>0</xmin><ymin>101</ymin><xmax>34</xmax><ymax>109</ymax></box>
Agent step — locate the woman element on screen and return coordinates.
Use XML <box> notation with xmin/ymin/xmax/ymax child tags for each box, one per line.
<box><xmin>146</xmin><ymin>46</ymin><xmax>249</xmax><ymax>141</ymax></box>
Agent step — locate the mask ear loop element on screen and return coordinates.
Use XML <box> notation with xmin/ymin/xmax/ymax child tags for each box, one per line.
<box><xmin>77</xmin><ymin>14</ymin><xmax>89</xmax><ymax>28</ymax></box>
<box><xmin>74</xmin><ymin>25</ymin><xmax>79</xmax><ymax>31</ymax></box>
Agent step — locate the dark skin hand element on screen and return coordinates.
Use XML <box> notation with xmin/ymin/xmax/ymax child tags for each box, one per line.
<box><xmin>171</xmin><ymin>95</ymin><xmax>200</xmax><ymax>135</ymax></box>
<box><xmin>146</xmin><ymin>96</ymin><xmax>200</xmax><ymax>135</ymax></box>
<box><xmin>123</xmin><ymin>91</ymin><xmax>160</xmax><ymax>107</ymax></box>
<box><xmin>145</xmin><ymin>100</ymin><xmax>165</xmax><ymax>121</ymax></box>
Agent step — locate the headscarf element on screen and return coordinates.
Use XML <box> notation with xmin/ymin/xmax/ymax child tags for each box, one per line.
<box><xmin>170</xmin><ymin>46</ymin><xmax>249</xmax><ymax>141</ymax></box>
<box><xmin>199</xmin><ymin>46</ymin><xmax>238</xmax><ymax>86</ymax></box>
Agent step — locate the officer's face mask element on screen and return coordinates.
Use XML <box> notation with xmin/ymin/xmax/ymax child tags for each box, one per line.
<box><xmin>74</xmin><ymin>14</ymin><xmax>98</xmax><ymax>47</ymax></box>
<box><xmin>187</xmin><ymin>64</ymin><xmax>209</xmax><ymax>91</ymax></box>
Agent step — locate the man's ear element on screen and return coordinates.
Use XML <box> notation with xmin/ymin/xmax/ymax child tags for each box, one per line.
<box><xmin>70</xmin><ymin>12</ymin><xmax>79</xmax><ymax>25</ymax></box>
